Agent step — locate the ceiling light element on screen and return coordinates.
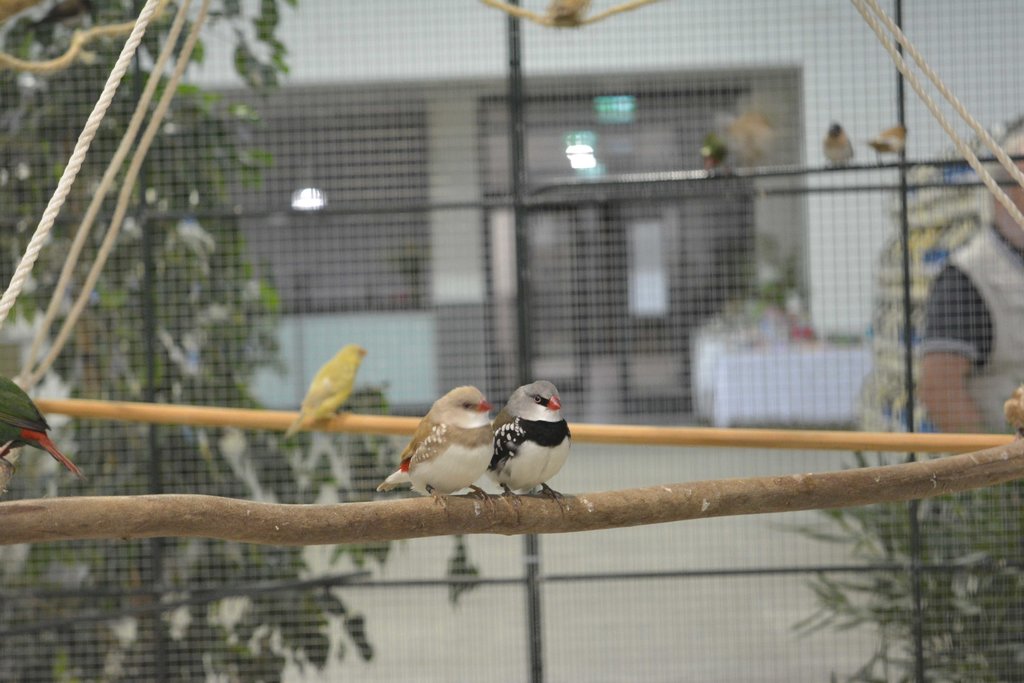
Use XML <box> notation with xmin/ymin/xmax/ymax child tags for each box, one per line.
<box><xmin>291</xmin><ymin>187</ymin><xmax>327</xmax><ymax>211</ymax></box>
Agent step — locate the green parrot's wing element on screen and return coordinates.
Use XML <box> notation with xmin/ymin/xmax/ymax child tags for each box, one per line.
<box><xmin>0</xmin><ymin>376</ymin><xmax>48</xmax><ymax>433</ymax></box>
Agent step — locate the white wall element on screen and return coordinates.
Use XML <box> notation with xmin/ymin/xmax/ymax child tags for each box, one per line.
<box><xmin>252</xmin><ymin>312</ymin><xmax>438</xmax><ymax>407</ymax></box>
<box><xmin>177</xmin><ymin>6</ymin><xmax>1023</xmax><ymax>679</ymax></box>
<box><xmin>188</xmin><ymin>0</ymin><xmax>1024</xmax><ymax>336</ymax></box>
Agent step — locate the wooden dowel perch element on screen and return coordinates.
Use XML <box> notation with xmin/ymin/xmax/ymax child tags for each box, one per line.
<box><xmin>2</xmin><ymin>438</ymin><xmax>1023</xmax><ymax>546</ymax></box>
<box><xmin>34</xmin><ymin>398</ymin><xmax>1011</xmax><ymax>454</ymax></box>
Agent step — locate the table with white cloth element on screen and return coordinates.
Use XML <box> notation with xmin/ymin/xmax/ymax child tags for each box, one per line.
<box><xmin>692</xmin><ymin>335</ymin><xmax>873</xmax><ymax>428</ymax></box>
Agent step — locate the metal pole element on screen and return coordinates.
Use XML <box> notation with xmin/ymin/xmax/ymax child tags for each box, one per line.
<box><xmin>505</xmin><ymin>4</ymin><xmax>543</xmax><ymax>682</ymax></box>
<box><xmin>132</xmin><ymin>1</ymin><xmax>167</xmax><ymax>675</ymax></box>
<box><xmin>891</xmin><ymin>0</ymin><xmax>926</xmax><ymax>680</ymax></box>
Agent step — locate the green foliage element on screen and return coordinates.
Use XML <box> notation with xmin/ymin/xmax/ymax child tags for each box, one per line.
<box><xmin>0</xmin><ymin>2</ymin><xmax>397</xmax><ymax>680</ymax></box>
<box><xmin>796</xmin><ymin>453</ymin><xmax>1024</xmax><ymax>683</ymax></box>
<box><xmin>317</xmin><ymin>589</ymin><xmax>374</xmax><ymax>662</ymax></box>
<box><xmin>447</xmin><ymin>535</ymin><xmax>482</xmax><ymax>605</ymax></box>
<box><xmin>321</xmin><ymin>387</ymin><xmax>402</xmax><ymax>568</ymax></box>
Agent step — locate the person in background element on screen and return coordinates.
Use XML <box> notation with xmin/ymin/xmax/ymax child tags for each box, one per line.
<box><xmin>919</xmin><ymin>132</ymin><xmax>1024</xmax><ymax>433</ymax></box>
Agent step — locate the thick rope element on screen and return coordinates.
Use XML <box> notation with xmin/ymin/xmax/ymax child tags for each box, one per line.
<box><xmin>19</xmin><ymin>0</ymin><xmax>193</xmax><ymax>389</ymax></box>
<box><xmin>0</xmin><ymin>0</ymin><xmax>162</xmax><ymax>331</ymax></box>
<box><xmin>24</xmin><ymin>0</ymin><xmax>212</xmax><ymax>390</ymax></box>
<box><xmin>580</xmin><ymin>0</ymin><xmax>662</xmax><ymax>26</ymax></box>
<box><xmin>860</xmin><ymin>0</ymin><xmax>1024</xmax><ymax>197</ymax></box>
<box><xmin>851</xmin><ymin>0</ymin><xmax>1024</xmax><ymax>234</ymax></box>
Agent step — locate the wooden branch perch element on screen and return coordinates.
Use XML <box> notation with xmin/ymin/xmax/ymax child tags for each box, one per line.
<box><xmin>2</xmin><ymin>438</ymin><xmax>1022</xmax><ymax>546</ymax></box>
<box><xmin>34</xmin><ymin>398</ymin><xmax>1012</xmax><ymax>454</ymax></box>
<box><xmin>0</xmin><ymin>0</ymin><xmax>41</xmax><ymax>25</ymax></box>
<box><xmin>478</xmin><ymin>0</ymin><xmax>662</xmax><ymax>28</ymax></box>
<box><xmin>0</xmin><ymin>21</ymin><xmax>138</xmax><ymax>72</ymax></box>
<box><xmin>0</xmin><ymin>0</ymin><xmax>168</xmax><ymax>73</ymax></box>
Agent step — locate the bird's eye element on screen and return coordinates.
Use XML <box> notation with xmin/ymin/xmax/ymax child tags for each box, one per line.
<box><xmin>462</xmin><ymin>402</ymin><xmax>473</xmax><ymax>409</ymax></box>
<box><xmin>533</xmin><ymin>395</ymin><xmax>543</xmax><ymax>403</ymax></box>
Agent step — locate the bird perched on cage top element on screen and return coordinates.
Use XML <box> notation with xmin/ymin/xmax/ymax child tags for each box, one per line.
<box><xmin>480</xmin><ymin>0</ymin><xmax>662</xmax><ymax>28</ymax></box>
<box><xmin>376</xmin><ymin>386</ymin><xmax>493</xmax><ymax>505</ymax></box>
<box><xmin>823</xmin><ymin>122</ymin><xmax>854</xmax><ymax>166</ymax></box>
<box><xmin>546</xmin><ymin>0</ymin><xmax>592</xmax><ymax>25</ymax></box>
<box><xmin>724</xmin><ymin>110</ymin><xmax>776</xmax><ymax>167</ymax></box>
<box><xmin>868</xmin><ymin>125</ymin><xmax>906</xmax><ymax>156</ymax></box>
<box><xmin>489</xmin><ymin>380</ymin><xmax>571</xmax><ymax>501</ymax></box>
<box><xmin>0</xmin><ymin>375</ymin><xmax>83</xmax><ymax>478</ymax></box>
<box><xmin>701</xmin><ymin>132</ymin><xmax>728</xmax><ymax>171</ymax></box>
<box><xmin>284</xmin><ymin>344</ymin><xmax>367</xmax><ymax>439</ymax></box>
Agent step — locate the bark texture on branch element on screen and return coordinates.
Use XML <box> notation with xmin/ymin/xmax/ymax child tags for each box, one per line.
<box><xmin>0</xmin><ymin>458</ymin><xmax>12</xmax><ymax>495</ymax></box>
<box><xmin>2</xmin><ymin>439</ymin><xmax>1022</xmax><ymax>546</ymax></box>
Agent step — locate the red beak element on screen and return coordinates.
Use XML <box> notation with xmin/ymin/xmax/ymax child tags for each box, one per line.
<box><xmin>477</xmin><ymin>400</ymin><xmax>492</xmax><ymax>412</ymax></box>
<box><xmin>548</xmin><ymin>395</ymin><xmax>561</xmax><ymax>411</ymax></box>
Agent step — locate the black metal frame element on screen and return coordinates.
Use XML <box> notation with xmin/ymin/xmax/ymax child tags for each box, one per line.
<box><xmin>56</xmin><ymin>0</ymin><xmax>940</xmax><ymax>680</ymax></box>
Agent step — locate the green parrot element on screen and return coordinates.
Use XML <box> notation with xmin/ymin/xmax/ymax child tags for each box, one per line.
<box><xmin>0</xmin><ymin>375</ymin><xmax>83</xmax><ymax>478</ymax></box>
<box><xmin>284</xmin><ymin>344</ymin><xmax>368</xmax><ymax>439</ymax></box>
<box><xmin>701</xmin><ymin>132</ymin><xmax>728</xmax><ymax>171</ymax></box>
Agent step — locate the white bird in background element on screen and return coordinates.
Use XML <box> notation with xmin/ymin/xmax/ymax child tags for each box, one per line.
<box><xmin>489</xmin><ymin>380</ymin><xmax>572</xmax><ymax>502</ymax></box>
<box><xmin>724</xmin><ymin>110</ymin><xmax>777</xmax><ymax>167</ymax></box>
<box><xmin>376</xmin><ymin>386</ymin><xmax>493</xmax><ymax>506</ymax></box>
<box><xmin>823</xmin><ymin>122</ymin><xmax>854</xmax><ymax>166</ymax></box>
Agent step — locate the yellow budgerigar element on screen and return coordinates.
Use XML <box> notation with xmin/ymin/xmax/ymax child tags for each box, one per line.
<box><xmin>284</xmin><ymin>344</ymin><xmax>367</xmax><ymax>438</ymax></box>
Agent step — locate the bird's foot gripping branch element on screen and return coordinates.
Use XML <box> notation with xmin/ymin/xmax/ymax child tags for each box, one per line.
<box><xmin>0</xmin><ymin>457</ymin><xmax>13</xmax><ymax>493</ymax></box>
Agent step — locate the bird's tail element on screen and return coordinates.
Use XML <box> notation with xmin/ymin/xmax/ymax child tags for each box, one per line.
<box><xmin>30</xmin><ymin>430</ymin><xmax>84</xmax><ymax>479</ymax></box>
<box><xmin>283</xmin><ymin>412</ymin><xmax>307</xmax><ymax>439</ymax></box>
<box><xmin>376</xmin><ymin>468</ymin><xmax>410</xmax><ymax>492</ymax></box>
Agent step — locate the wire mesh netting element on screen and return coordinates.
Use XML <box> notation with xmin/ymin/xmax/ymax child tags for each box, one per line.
<box><xmin>2</xmin><ymin>0</ymin><xmax>1024</xmax><ymax>681</ymax></box>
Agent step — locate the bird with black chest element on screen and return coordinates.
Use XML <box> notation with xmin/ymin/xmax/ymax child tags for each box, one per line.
<box><xmin>376</xmin><ymin>386</ymin><xmax>493</xmax><ymax>507</ymax></box>
<box><xmin>489</xmin><ymin>380</ymin><xmax>571</xmax><ymax>504</ymax></box>
<box><xmin>823</xmin><ymin>122</ymin><xmax>854</xmax><ymax>166</ymax></box>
